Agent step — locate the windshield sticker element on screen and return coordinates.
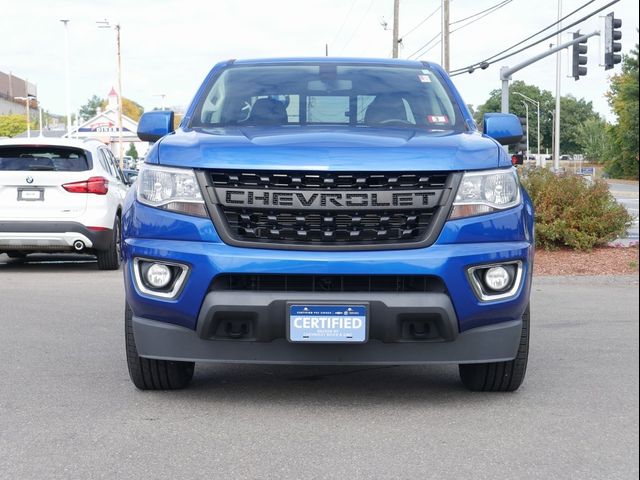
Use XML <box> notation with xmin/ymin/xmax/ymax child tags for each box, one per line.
<box><xmin>427</xmin><ymin>115</ymin><xmax>449</xmax><ymax>124</ymax></box>
<box><xmin>418</xmin><ymin>75</ymin><xmax>432</xmax><ymax>83</ymax></box>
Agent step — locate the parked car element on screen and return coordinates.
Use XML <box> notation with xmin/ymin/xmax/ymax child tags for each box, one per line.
<box><xmin>123</xmin><ymin>58</ymin><xmax>533</xmax><ymax>391</ymax></box>
<box><xmin>122</xmin><ymin>169</ymin><xmax>139</xmax><ymax>184</ymax></box>
<box><xmin>0</xmin><ymin>137</ymin><xmax>129</xmax><ymax>269</ymax></box>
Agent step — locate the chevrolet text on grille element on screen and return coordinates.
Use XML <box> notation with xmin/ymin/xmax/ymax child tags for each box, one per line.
<box><xmin>217</xmin><ymin>189</ymin><xmax>439</xmax><ymax>210</ymax></box>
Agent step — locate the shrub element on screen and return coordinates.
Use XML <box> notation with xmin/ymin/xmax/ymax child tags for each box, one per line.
<box><xmin>521</xmin><ymin>168</ymin><xmax>633</xmax><ymax>251</ymax></box>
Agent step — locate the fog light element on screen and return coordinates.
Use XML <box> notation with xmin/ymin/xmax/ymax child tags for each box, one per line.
<box><xmin>146</xmin><ymin>263</ymin><xmax>172</xmax><ymax>289</ymax></box>
<box><xmin>484</xmin><ymin>266</ymin><xmax>511</xmax><ymax>291</ymax></box>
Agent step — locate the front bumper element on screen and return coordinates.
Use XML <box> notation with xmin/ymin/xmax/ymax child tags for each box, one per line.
<box><xmin>0</xmin><ymin>221</ymin><xmax>112</xmax><ymax>252</ymax></box>
<box><xmin>133</xmin><ymin>314</ymin><xmax>523</xmax><ymax>365</ymax></box>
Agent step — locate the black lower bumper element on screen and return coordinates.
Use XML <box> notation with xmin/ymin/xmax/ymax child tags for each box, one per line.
<box><xmin>132</xmin><ymin>291</ymin><xmax>522</xmax><ymax>365</ymax></box>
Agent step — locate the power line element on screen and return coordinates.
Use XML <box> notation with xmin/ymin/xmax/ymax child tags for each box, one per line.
<box><xmin>331</xmin><ymin>0</ymin><xmax>359</xmax><ymax>47</ymax></box>
<box><xmin>408</xmin><ymin>0</ymin><xmax>512</xmax><ymax>60</ymax></box>
<box><xmin>399</xmin><ymin>5</ymin><xmax>440</xmax><ymax>41</ymax></box>
<box><xmin>450</xmin><ymin>0</ymin><xmax>513</xmax><ymax>34</ymax></box>
<box><xmin>450</xmin><ymin>0</ymin><xmax>511</xmax><ymax>26</ymax></box>
<box><xmin>340</xmin><ymin>0</ymin><xmax>375</xmax><ymax>52</ymax></box>
<box><xmin>408</xmin><ymin>32</ymin><xmax>440</xmax><ymax>59</ymax></box>
<box><xmin>450</xmin><ymin>0</ymin><xmax>605</xmax><ymax>75</ymax></box>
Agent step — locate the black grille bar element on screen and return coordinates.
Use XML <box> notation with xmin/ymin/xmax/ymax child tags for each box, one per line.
<box><xmin>211</xmin><ymin>274</ymin><xmax>447</xmax><ymax>293</ymax></box>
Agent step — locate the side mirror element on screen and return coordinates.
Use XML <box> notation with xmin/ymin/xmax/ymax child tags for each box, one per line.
<box><xmin>137</xmin><ymin>111</ymin><xmax>175</xmax><ymax>142</ymax></box>
<box><xmin>483</xmin><ymin>113</ymin><xmax>523</xmax><ymax>146</ymax></box>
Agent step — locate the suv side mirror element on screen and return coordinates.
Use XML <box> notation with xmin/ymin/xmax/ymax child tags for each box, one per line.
<box><xmin>137</xmin><ymin>111</ymin><xmax>175</xmax><ymax>143</ymax></box>
<box><xmin>483</xmin><ymin>113</ymin><xmax>523</xmax><ymax>146</ymax></box>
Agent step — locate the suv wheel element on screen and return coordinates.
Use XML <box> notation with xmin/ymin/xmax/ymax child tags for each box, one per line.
<box><xmin>97</xmin><ymin>217</ymin><xmax>121</xmax><ymax>270</ymax></box>
<box><xmin>125</xmin><ymin>303</ymin><xmax>195</xmax><ymax>390</ymax></box>
<box><xmin>459</xmin><ymin>304</ymin><xmax>530</xmax><ymax>392</ymax></box>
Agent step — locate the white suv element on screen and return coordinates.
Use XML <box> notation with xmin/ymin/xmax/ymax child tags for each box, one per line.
<box><xmin>0</xmin><ymin>137</ymin><xmax>129</xmax><ymax>270</ymax></box>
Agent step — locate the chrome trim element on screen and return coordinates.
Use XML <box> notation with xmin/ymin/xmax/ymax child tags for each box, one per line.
<box><xmin>466</xmin><ymin>260</ymin><xmax>524</xmax><ymax>302</ymax></box>
<box><xmin>132</xmin><ymin>257</ymin><xmax>189</xmax><ymax>299</ymax></box>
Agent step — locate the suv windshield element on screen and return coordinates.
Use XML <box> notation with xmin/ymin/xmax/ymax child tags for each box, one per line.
<box><xmin>192</xmin><ymin>63</ymin><xmax>463</xmax><ymax>131</ymax></box>
<box><xmin>0</xmin><ymin>146</ymin><xmax>90</xmax><ymax>171</ymax></box>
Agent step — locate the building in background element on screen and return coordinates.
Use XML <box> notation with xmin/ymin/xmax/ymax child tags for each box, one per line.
<box><xmin>65</xmin><ymin>87</ymin><xmax>149</xmax><ymax>158</ymax></box>
<box><xmin>0</xmin><ymin>71</ymin><xmax>37</xmax><ymax>118</ymax></box>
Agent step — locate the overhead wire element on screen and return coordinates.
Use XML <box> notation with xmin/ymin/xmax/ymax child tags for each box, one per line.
<box><xmin>449</xmin><ymin>0</ymin><xmax>608</xmax><ymax>75</ymax></box>
<box><xmin>408</xmin><ymin>0</ymin><xmax>512</xmax><ymax>60</ymax></box>
<box><xmin>330</xmin><ymin>0</ymin><xmax>359</xmax><ymax>47</ymax></box>
<box><xmin>450</xmin><ymin>0</ymin><xmax>513</xmax><ymax>34</ymax></box>
<box><xmin>340</xmin><ymin>0</ymin><xmax>376</xmax><ymax>52</ymax></box>
<box><xmin>399</xmin><ymin>5</ymin><xmax>440</xmax><ymax>41</ymax></box>
<box><xmin>449</xmin><ymin>0</ymin><xmax>512</xmax><ymax>26</ymax></box>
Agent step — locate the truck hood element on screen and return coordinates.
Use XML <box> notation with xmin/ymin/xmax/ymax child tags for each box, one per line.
<box><xmin>154</xmin><ymin>126</ymin><xmax>508</xmax><ymax>171</ymax></box>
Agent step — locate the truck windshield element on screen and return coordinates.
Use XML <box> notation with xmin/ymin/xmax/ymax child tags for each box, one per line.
<box><xmin>191</xmin><ymin>64</ymin><xmax>463</xmax><ymax>131</ymax></box>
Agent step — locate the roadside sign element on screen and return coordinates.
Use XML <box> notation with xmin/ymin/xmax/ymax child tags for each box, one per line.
<box><xmin>579</xmin><ymin>167</ymin><xmax>595</xmax><ymax>175</ymax></box>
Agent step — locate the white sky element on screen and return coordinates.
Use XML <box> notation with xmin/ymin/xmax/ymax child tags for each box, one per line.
<box><xmin>1</xmin><ymin>0</ymin><xmax>638</xmax><ymax>122</ymax></box>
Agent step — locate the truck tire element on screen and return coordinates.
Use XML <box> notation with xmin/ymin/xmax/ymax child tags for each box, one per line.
<box><xmin>125</xmin><ymin>303</ymin><xmax>195</xmax><ymax>390</ymax></box>
<box><xmin>97</xmin><ymin>217</ymin><xmax>121</xmax><ymax>270</ymax></box>
<box><xmin>459</xmin><ymin>304</ymin><xmax>530</xmax><ymax>392</ymax></box>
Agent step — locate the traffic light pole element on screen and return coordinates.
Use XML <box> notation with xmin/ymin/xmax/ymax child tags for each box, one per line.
<box><xmin>499</xmin><ymin>31</ymin><xmax>600</xmax><ymax>114</ymax></box>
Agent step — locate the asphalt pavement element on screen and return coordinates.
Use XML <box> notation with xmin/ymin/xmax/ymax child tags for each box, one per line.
<box><xmin>609</xmin><ymin>181</ymin><xmax>639</xmax><ymax>245</ymax></box>
<box><xmin>0</xmin><ymin>255</ymin><xmax>638</xmax><ymax>480</ymax></box>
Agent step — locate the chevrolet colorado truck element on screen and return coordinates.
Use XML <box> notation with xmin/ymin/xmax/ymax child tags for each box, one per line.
<box><xmin>123</xmin><ymin>58</ymin><xmax>533</xmax><ymax>391</ymax></box>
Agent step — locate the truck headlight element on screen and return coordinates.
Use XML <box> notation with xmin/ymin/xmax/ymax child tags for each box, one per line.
<box><xmin>137</xmin><ymin>164</ymin><xmax>207</xmax><ymax>217</ymax></box>
<box><xmin>450</xmin><ymin>168</ymin><xmax>521</xmax><ymax>219</ymax></box>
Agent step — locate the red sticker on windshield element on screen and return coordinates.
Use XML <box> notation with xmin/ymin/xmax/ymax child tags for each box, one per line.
<box><xmin>427</xmin><ymin>115</ymin><xmax>449</xmax><ymax>124</ymax></box>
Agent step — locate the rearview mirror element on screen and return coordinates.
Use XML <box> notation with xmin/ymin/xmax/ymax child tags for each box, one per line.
<box><xmin>137</xmin><ymin>111</ymin><xmax>175</xmax><ymax>143</ymax></box>
<box><xmin>483</xmin><ymin>113</ymin><xmax>523</xmax><ymax>146</ymax></box>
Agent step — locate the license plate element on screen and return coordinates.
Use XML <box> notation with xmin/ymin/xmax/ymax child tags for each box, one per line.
<box><xmin>17</xmin><ymin>188</ymin><xmax>44</xmax><ymax>201</ymax></box>
<box><xmin>288</xmin><ymin>304</ymin><xmax>368</xmax><ymax>343</ymax></box>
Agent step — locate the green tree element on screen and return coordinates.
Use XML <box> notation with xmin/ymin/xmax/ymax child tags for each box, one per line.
<box><xmin>475</xmin><ymin>81</ymin><xmax>600</xmax><ymax>154</ymax></box>
<box><xmin>577</xmin><ymin>117</ymin><xmax>609</xmax><ymax>163</ymax></box>
<box><xmin>125</xmin><ymin>142</ymin><xmax>139</xmax><ymax>160</ymax></box>
<box><xmin>605</xmin><ymin>40</ymin><xmax>639</xmax><ymax>179</ymax></box>
<box><xmin>0</xmin><ymin>114</ymin><xmax>33</xmax><ymax>137</ymax></box>
<box><xmin>79</xmin><ymin>94</ymin><xmax>104</xmax><ymax>120</ymax></box>
<box><xmin>475</xmin><ymin>81</ymin><xmax>554</xmax><ymax>152</ymax></box>
<box><xmin>559</xmin><ymin>95</ymin><xmax>601</xmax><ymax>154</ymax></box>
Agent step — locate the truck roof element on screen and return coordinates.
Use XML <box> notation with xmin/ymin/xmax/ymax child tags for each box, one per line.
<box><xmin>232</xmin><ymin>57</ymin><xmax>435</xmax><ymax>68</ymax></box>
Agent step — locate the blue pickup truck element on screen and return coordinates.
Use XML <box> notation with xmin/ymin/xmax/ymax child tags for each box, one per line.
<box><xmin>123</xmin><ymin>58</ymin><xmax>533</xmax><ymax>392</ymax></box>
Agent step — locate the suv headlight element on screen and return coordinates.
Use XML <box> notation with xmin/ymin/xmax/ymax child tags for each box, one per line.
<box><xmin>137</xmin><ymin>164</ymin><xmax>207</xmax><ymax>217</ymax></box>
<box><xmin>450</xmin><ymin>168</ymin><xmax>521</xmax><ymax>219</ymax></box>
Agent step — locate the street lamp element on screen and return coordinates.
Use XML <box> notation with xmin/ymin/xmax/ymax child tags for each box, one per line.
<box><xmin>520</xmin><ymin>101</ymin><xmax>530</xmax><ymax>161</ymax></box>
<box><xmin>60</xmin><ymin>19</ymin><xmax>72</xmax><ymax>135</ymax></box>
<box><xmin>14</xmin><ymin>94</ymin><xmax>37</xmax><ymax>138</ymax></box>
<box><xmin>513</xmin><ymin>91</ymin><xmax>541</xmax><ymax>167</ymax></box>
<box><xmin>97</xmin><ymin>19</ymin><xmax>124</xmax><ymax>170</ymax></box>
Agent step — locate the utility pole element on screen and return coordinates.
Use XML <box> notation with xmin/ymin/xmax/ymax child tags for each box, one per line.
<box><xmin>392</xmin><ymin>0</ymin><xmax>400</xmax><ymax>58</ymax></box>
<box><xmin>554</xmin><ymin>0</ymin><xmax>562</xmax><ymax>172</ymax></box>
<box><xmin>116</xmin><ymin>24</ymin><xmax>124</xmax><ymax>170</ymax></box>
<box><xmin>60</xmin><ymin>19</ymin><xmax>72</xmax><ymax>136</ymax></box>
<box><xmin>441</xmin><ymin>0</ymin><xmax>450</xmax><ymax>71</ymax></box>
<box><xmin>98</xmin><ymin>19</ymin><xmax>124</xmax><ymax>169</ymax></box>
<box><xmin>514</xmin><ymin>91</ymin><xmax>541</xmax><ymax>167</ymax></box>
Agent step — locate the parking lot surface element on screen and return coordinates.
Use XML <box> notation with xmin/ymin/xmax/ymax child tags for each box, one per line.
<box><xmin>0</xmin><ymin>255</ymin><xmax>638</xmax><ymax>480</ymax></box>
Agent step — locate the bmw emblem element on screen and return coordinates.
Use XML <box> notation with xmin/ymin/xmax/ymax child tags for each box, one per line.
<box><xmin>26</xmin><ymin>176</ymin><xmax>34</xmax><ymax>184</ymax></box>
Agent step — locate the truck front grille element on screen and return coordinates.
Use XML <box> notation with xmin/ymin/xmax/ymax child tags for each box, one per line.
<box><xmin>197</xmin><ymin>169</ymin><xmax>459</xmax><ymax>251</ymax></box>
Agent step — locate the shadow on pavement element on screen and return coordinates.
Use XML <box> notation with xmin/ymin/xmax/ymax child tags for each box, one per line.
<box><xmin>0</xmin><ymin>253</ymin><xmax>100</xmax><ymax>271</ymax></box>
<box><xmin>154</xmin><ymin>363</ymin><xmax>476</xmax><ymax>406</ymax></box>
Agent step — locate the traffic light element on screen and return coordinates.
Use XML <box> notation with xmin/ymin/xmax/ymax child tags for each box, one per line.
<box><xmin>511</xmin><ymin>154</ymin><xmax>524</xmax><ymax>166</ymax></box>
<box><xmin>572</xmin><ymin>32</ymin><xmax>588</xmax><ymax>80</ymax></box>
<box><xmin>604</xmin><ymin>12</ymin><xmax>622</xmax><ymax>70</ymax></box>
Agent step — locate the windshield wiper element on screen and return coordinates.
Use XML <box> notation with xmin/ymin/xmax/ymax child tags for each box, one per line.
<box><xmin>27</xmin><ymin>165</ymin><xmax>55</xmax><ymax>171</ymax></box>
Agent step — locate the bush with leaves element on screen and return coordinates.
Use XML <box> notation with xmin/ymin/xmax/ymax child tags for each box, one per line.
<box><xmin>521</xmin><ymin>168</ymin><xmax>632</xmax><ymax>250</ymax></box>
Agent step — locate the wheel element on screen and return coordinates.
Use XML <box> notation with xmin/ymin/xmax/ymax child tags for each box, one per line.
<box><xmin>125</xmin><ymin>303</ymin><xmax>195</xmax><ymax>390</ymax></box>
<box><xmin>459</xmin><ymin>304</ymin><xmax>530</xmax><ymax>392</ymax></box>
<box><xmin>96</xmin><ymin>216</ymin><xmax>121</xmax><ymax>270</ymax></box>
